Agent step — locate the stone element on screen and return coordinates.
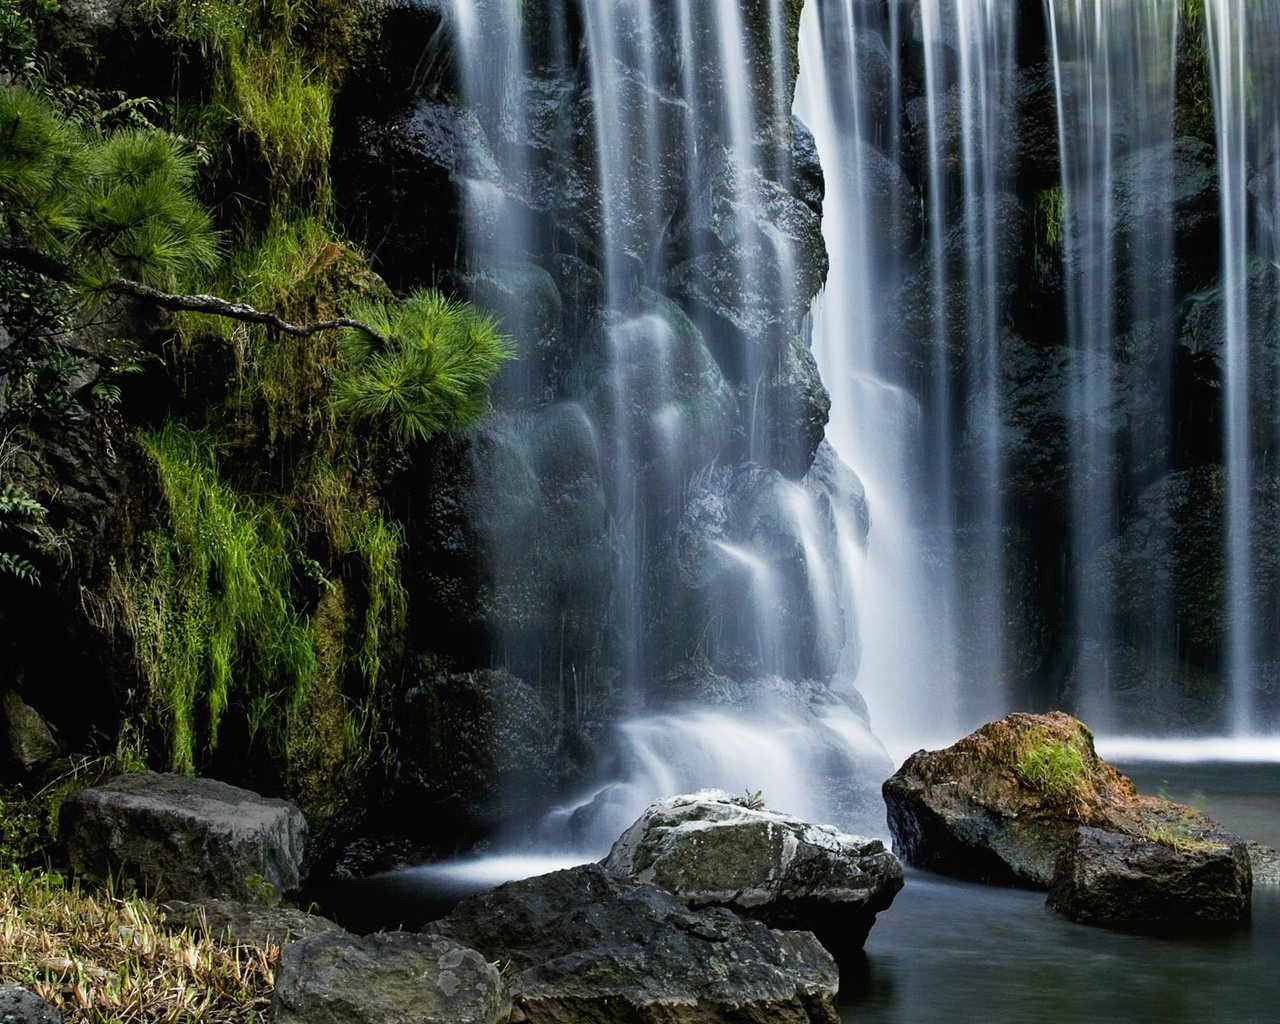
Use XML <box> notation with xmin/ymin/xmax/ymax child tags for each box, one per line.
<box><xmin>1047</xmin><ymin>824</ymin><xmax>1252</xmax><ymax>930</ymax></box>
<box><xmin>1246</xmin><ymin>841</ymin><xmax>1280</xmax><ymax>886</ymax></box>
<box><xmin>602</xmin><ymin>789</ymin><xmax>903</xmax><ymax>957</ymax></box>
<box><xmin>1</xmin><ymin>691</ymin><xmax>58</xmax><ymax>776</ymax></box>
<box><xmin>883</xmin><ymin>712</ymin><xmax>1163</xmax><ymax>886</ymax></box>
<box><xmin>427</xmin><ymin>863</ymin><xmax>840</xmax><ymax>1024</ymax></box>
<box><xmin>161</xmin><ymin>899</ymin><xmax>345</xmax><ymax>950</ymax></box>
<box><xmin>59</xmin><ymin>772</ymin><xmax>306</xmax><ymax>904</ymax></box>
<box><xmin>272</xmin><ymin>932</ymin><xmax>510</xmax><ymax>1024</ymax></box>
<box><xmin>0</xmin><ymin>985</ymin><xmax>60</xmax><ymax>1024</ymax></box>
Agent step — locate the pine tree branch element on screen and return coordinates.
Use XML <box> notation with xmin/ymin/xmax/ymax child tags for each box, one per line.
<box><xmin>0</xmin><ymin>239</ymin><xmax>390</xmax><ymax>345</ymax></box>
<box><xmin>105</xmin><ymin>278</ymin><xmax>390</xmax><ymax>344</ymax></box>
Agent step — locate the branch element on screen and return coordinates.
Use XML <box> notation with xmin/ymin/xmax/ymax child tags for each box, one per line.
<box><xmin>0</xmin><ymin>239</ymin><xmax>389</xmax><ymax>345</ymax></box>
<box><xmin>106</xmin><ymin>278</ymin><xmax>390</xmax><ymax>344</ymax></box>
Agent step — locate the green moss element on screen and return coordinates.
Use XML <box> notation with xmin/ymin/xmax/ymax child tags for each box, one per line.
<box><xmin>1015</xmin><ymin>737</ymin><xmax>1091</xmax><ymax>808</ymax></box>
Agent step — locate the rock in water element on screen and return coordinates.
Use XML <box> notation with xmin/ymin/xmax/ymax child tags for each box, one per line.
<box><xmin>1048</xmin><ymin>825</ymin><xmax>1252</xmax><ymax>930</ymax></box>
<box><xmin>882</xmin><ymin>712</ymin><xmax>1253</xmax><ymax>929</ymax></box>
<box><xmin>426</xmin><ymin>863</ymin><xmax>841</xmax><ymax>1024</ymax></box>
<box><xmin>602</xmin><ymin>789</ymin><xmax>903</xmax><ymax>957</ymax></box>
<box><xmin>0</xmin><ymin>983</ymin><xmax>61</xmax><ymax>1024</ymax></box>
<box><xmin>59</xmin><ymin>772</ymin><xmax>306</xmax><ymax>904</ymax></box>
<box><xmin>882</xmin><ymin>712</ymin><xmax>1148</xmax><ymax>886</ymax></box>
<box><xmin>272</xmin><ymin>932</ymin><xmax>510</xmax><ymax>1024</ymax></box>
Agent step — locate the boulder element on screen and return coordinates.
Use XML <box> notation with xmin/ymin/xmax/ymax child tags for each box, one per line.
<box><xmin>602</xmin><ymin>790</ymin><xmax>903</xmax><ymax>957</ymax></box>
<box><xmin>1</xmin><ymin>691</ymin><xmax>59</xmax><ymax>777</ymax></box>
<box><xmin>0</xmin><ymin>984</ymin><xmax>60</xmax><ymax>1024</ymax></box>
<box><xmin>1048</xmin><ymin>824</ymin><xmax>1252</xmax><ymax>930</ymax></box>
<box><xmin>59</xmin><ymin>772</ymin><xmax>306</xmax><ymax>904</ymax></box>
<box><xmin>272</xmin><ymin>932</ymin><xmax>509</xmax><ymax>1024</ymax></box>
<box><xmin>161</xmin><ymin>899</ymin><xmax>345</xmax><ymax>950</ymax></box>
<box><xmin>426</xmin><ymin>863</ymin><xmax>840</xmax><ymax>1024</ymax></box>
<box><xmin>1247</xmin><ymin>841</ymin><xmax>1280</xmax><ymax>886</ymax></box>
<box><xmin>884</xmin><ymin>712</ymin><xmax>1255</xmax><ymax>929</ymax></box>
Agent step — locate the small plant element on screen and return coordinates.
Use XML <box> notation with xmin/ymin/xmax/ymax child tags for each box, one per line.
<box><xmin>242</xmin><ymin>873</ymin><xmax>275</xmax><ymax>907</ymax></box>
<box><xmin>0</xmin><ymin>480</ymin><xmax>47</xmax><ymax>585</ymax></box>
<box><xmin>1015</xmin><ymin>739</ymin><xmax>1089</xmax><ymax>808</ymax></box>
<box><xmin>737</xmin><ymin>788</ymin><xmax>766</xmax><ymax>811</ymax></box>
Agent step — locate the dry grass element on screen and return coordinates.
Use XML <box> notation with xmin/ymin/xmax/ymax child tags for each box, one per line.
<box><xmin>0</xmin><ymin>868</ymin><xmax>275</xmax><ymax>1023</ymax></box>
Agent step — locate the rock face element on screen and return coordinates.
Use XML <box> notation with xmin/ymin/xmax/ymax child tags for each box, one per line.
<box><xmin>272</xmin><ymin>932</ymin><xmax>510</xmax><ymax>1024</ymax></box>
<box><xmin>0</xmin><ymin>690</ymin><xmax>59</xmax><ymax>778</ymax></box>
<box><xmin>0</xmin><ymin>984</ymin><xmax>60</xmax><ymax>1024</ymax></box>
<box><xmin>602</xmin><ymin>790</ymin><xmax>902</xmax><ymax>957</ymax></box>
<box><xmin>426</xmin><ymin>863</ymin><xmax>840</xmax><ymax>1024</ymax></box>
<box><xmin>59</xmin><ymin>773</ymin><xmax>306</xmax><ymax>904</ymax></box>
<box><xmin>883</xmin><ymin>712</ymin><xmax>1145</xmax><ymax>887</ymax></box>
<box><xmin>883</xmin><ymin>713</ymin><xmax>1254</xmax><ymax>929</ymax></box>
<box><xmin>161</xmin><ymin>899</ymin><xmax>345</xmax><ymax>950</ymax></box>
<box><xmin>1048</xmin><ymin>824</ymin><xmax>1252</xmax><ymax>930</ymax></box>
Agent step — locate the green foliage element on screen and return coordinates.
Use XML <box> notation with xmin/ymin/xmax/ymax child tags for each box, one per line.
<box><xmin>0</xmin><ymin>480</ymin><xmax>47</xmax><ymax>585</ymax></box>
<box><xmin>737</xmin><ymin>788</ymin><xmax>766</xmax><ymax>811</ymax></box>
<box><xmin>1035</xmin><ymin>185</ymin><xmax>1064</xmax><ymax>253</ymax></box>
<box><xmin>1015</xmin><ymin>739</ymin><xmax>1089</xmax><ymax>807</ymax></box>
<box><xmin>241</xmin><ymin>872</ymin><xmax>275</xmax><ymax>907</ymax></box>
<box><xmin>0</xmin><ymin>84</ymin><xmax>86</xmax><ymax>246</ymax></box>
<box><xmin>0</xmin><ymin>788</ymin><xmax>42</xmax><ymax>868</ymax></box>
<box><xmin>333</xmin><ymin>290</ymin><xmax>514</xmax><ymax>444</ymax></box>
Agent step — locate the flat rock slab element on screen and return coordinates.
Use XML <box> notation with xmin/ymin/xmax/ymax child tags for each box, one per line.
<box><xmin>272</xmin><ymin>932</ymin><xmax>510</xmax><ymax>1024</ymax></box>
<box><xmin>603</xmin><ymin>789</ymin><xmax>902</xmax><ymax>956</ymax></box>
<box><xmin>161</xmin><ymin>899</ymin><xmax>345</xmax><ymax>949</ymax></box>
<box><xmin>426</xmin><ymin>862</ymin><xmax>840</xmax><ymax>1024</ymax></box>
<box><xmin>0</xmin><ymin>984</ymin><xmax>61</xmax><ymax>1024</ymax></box>
<box><xmin>59</xmin><ymin>772</ymin><xmax>306</xmax><ymax>904</ymax></box>
<box><xmin>1049</xmin><ymin>825</ymin><xmax>1252</xmax><ymax>930</ymax></box>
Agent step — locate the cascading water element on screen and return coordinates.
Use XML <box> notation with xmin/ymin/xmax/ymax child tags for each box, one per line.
<box><xmin>1044</xmin><ymin>0</ymin><xmax>1179</xmax><ymax>729</ymax></box>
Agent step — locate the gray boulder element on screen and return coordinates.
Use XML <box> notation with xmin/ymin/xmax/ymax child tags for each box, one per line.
<box><xmin>59</xmin><ymin>772</ymin><xmax>306</xmax><ymax>904</ymax></box>
<box><xmin>1</xmin><ymin>691</ymin><xmax>58</xmax><ymax>777</ymax></box>
<box><xmin>1247</xmin><ymin>841</ymin><xmax>1280</xmax><ymax>886</ymax></box>
<box><xmin>427</xmin><ymin>863</ymin><xmax>840</xmax><ymax>1024</ymax></box>
<box><xmin>602</xmin><ymin>790</ymin><xmax>903</xmax><ymax>957</ymax></box>
<box><xmin>0</xmin><ymin>984</ymin><xmax>60</xmax><ymax>1024</ymax></box>
<box><xmin>161</xmin><ymin>899</ymin><xmax>345</xmax><ymax>950</ymax></box>
<box><xmin>273</xmin><ymin>932</ymin><xmax>509</xmax><ymax>1024</ymax></box>
<box><xmin>1048</xmin><ymin>824</ymin><xmax>1252</xmax><ymax>930</ymax></box>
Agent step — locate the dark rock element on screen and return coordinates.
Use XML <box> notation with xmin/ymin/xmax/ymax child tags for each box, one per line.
<box><xmin>603</xmin><ymin>790</ymin><xmax>903</xmax><ymax>958</ymax></box>
<box><xmin>883</xmin><ymin>712</ymin><xmax>1162</xmax><ymax>886</ymax></box>
<box><xmin>161</xmin><ymin>899</ymin><xmax>345</xmax><ymax>950</ymax></box>
<box><xmin>0</xmin><ymin>985</ymin><xmax>60</xmax><ymax>1024</ymax></box>
<box><xmin>272</xmin><ymin>932</ymin><xmax>510</xmax><ymax>1024</ymax></box>
<box><xmin>59</xmin><ymin>772</ymin><xmax>307</xmax><ymax>904</ymax></box>
<box><xmin>391</xmin><ymin>668</ymin><xmax>560</xmax><ymax>838</ymax></box>
<box><xmin>790</xmin><ymin>116</ymin><xmax>825</xmax><ymax>214</ymax></box>
<box><xmin>48</xmin><ymin>0</ymin><xmax>126</xmax><ymax>49</ymax></box>
<box><xmin>1</xmin><ymin>690</ymin><xmax>58</xmax><ymax>777</ymax></box>
<box><xmin>754</xmin><ymin>341</ymin><xmax>831</xmax><ymax>479</ymax></box>
<box><xmin>1048</xmin><ymin>823</ymin><xmax>1251</xmax><ymax>930</ymax></box>
<box><xmin>1246</xmin><ymin>841</ymin><xmax>1280</xmax><ymax>886</ymax></box>
<box><xmin>427</xmin><ymin>863</ymin><xmax>840</xmax><ymax>1024</ymax></box>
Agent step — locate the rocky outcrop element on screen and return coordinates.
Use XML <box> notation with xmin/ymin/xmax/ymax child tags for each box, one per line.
<box><xmin>1247</xmin><ymin>841</ymin><xmax>1280</xmax><ymax>886</ymax></box>
<box><xmin>1048</xmin><ymin>824</ymin><xmax>1252</xmax><ymax>930</ymax></box>
<box><xmin>59</xmin><ymin>773</ymin><xmax>307</xmax><ymax>904</ymax></box>
<box><xmin>161</xmin><ymin>899</ymin><xmax>345</xmax><ymax>950</ymax></box>
<box><xmin>883</xmin><ymin>712</ymin><xmax>1145</xmax><ymax>886</ymax></box>
<box><xmin>0</xmin><ymin>984</ymin><xmax>61</xmax><ymax>1024</ymax></box>
<box><xmin>602</xmin><ymin>790</ymin><xmax>902</xmax><ymax>957</ymax></box>
<box><xmin>426</xmin><ymin>863</ymin><xmax>840</xmax><ymax>1024</ymax></box>
<box><xmin>273</xmin><ymin>932</ymin><xmax>510</xmax><ymax>1024</ymax></box>
<box><xmin>884</xmin><ymin>713</ymin><xmax>1254</xmax><ymax>929</ymax></box>
<box><xmin>0</xmin><ymin>690</ymin><xmax>58</xmax><ymax>778</ymax></box>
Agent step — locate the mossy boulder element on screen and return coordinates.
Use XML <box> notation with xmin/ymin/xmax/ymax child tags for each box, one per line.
<box><xmin>884</xmin><ymin>712</ymin><xmax>1253</xmax><ymax>929</ymax></box>
<box><xmin>603</xmin><ymin>790</ymin><xmax>903</xmax><ymax>958</ymax></box>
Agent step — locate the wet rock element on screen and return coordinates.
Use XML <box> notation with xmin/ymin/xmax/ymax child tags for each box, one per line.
<box><xmin>1048</xmin><ymin>823</ymin><xmax>1252</xmax><ymax>930</ymax></box>
<box><xmin>272</xmin><ymin>932</ymin><xmax>510</xmax><ymax>1024</ymax></box>
<box><xmin>0</xmin><ymin>984</ymin><xmax>60</xmax><ymax>1024</ymax></box>
<box><xmin>603</xmin><ymin>789</ymin><xmax>903</xmax><ymax>957</ymax></box>
<box><xmin>391</xmin><ymin>668</ymin><xmax>559</xmax><ymax>838</ymax></box>
<box><xmin>161</xmin><ymin>899</ymin><xmax>345</xmax><ymax>950</ymax></box>
<box><xmin>884</xmin><ymin>712</ymin><xmax>1161</xmax><ymax>886</ymax></box>
<box><xmin>790</xmin><ymin>116</ymin><xmax>825</xmax><ymax>214</ymax></box>
<box><xmin>0</xmin><ymin>690</ymin><xmax>58</xmax><ymax>778</ymax></box>
<box><xmin>426</xmin><ymin>863</ymin><xmax>840</xmax><ymax>1024</ymax></box>
<box><xmin>1246</xmin><ymin>841</ymin><xmax>1280</xmax><ymax>885</ymax></box>
<box><xmin>754</xmin><ymin>341</ymin><xmax>831</xmax><ymax>479</ymax></box>
<box><xmin>59</xmin><ymin>773</ymin><xmax>306</xmax><ymax>904</ymax></box>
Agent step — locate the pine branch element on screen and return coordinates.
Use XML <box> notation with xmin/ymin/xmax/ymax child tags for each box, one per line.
<box><xmin>0</xmin><ymin>239</ymin><xmax>390</xmax><ymax>345</ymax></box>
